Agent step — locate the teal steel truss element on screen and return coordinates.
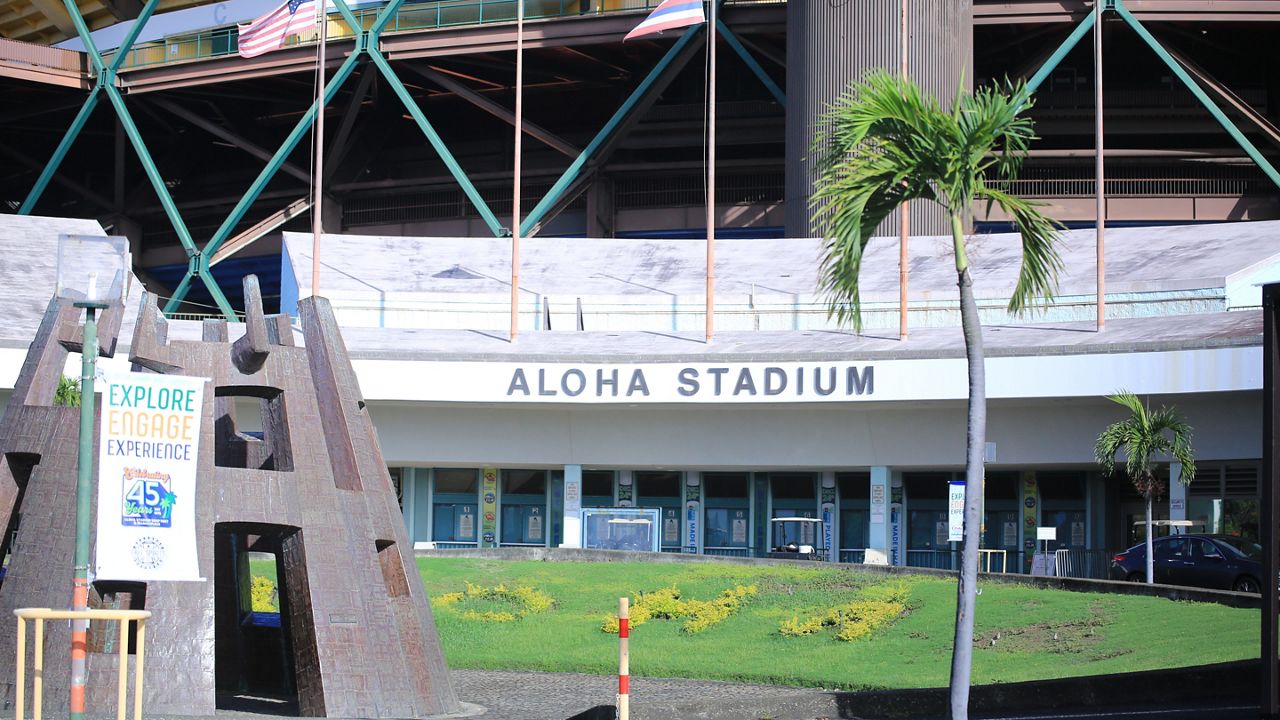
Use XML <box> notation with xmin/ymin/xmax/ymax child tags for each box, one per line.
<box><xmin>1026</xmin><ymin>0</ymin><xmax>1280</xmax><ymax>190</ymax></box>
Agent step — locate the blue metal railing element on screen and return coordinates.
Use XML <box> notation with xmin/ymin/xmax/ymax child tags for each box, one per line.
<box><xmin>838</xmin><ymin>548</ymin><xmax>866</xmax><ymax>564</ymax></box>
<box><xmin>704</xmin><ymin>546</ymin><xmax>752</xmax><ymax>558</ymax></box>
<box><xmin>104</xmin><ymin>0</ymin><xmax>784</xmax><ymax>70</ymax></box>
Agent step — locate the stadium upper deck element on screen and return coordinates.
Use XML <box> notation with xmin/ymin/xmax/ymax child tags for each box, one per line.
<box><xmin>2</xmin><ymin>0</ymin><xmax>1278</xmax><ymax>314</ymax></box>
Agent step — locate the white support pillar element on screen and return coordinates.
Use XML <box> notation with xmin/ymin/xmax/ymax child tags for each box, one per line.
<box><xmin>403</xmin><ymin>467</ymin><xmax>417</xmax><ymax>542</ymax></box>
<box><xmin>1169</xmin><ymin>462</ymin><xmax>1186</xmax><ymax>530</ymax></box>
<box><xmin>562</xmin><ymin>464</ymin><xmax>583</xmax><ymax>548</ymax></box>
<box><xmin>868</xmin><ymin>466</ymin><xmax>891</xmax><ymax>565</ymax></box>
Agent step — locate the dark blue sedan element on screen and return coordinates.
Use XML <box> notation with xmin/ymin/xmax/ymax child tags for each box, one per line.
<box><xmin>1109</xmin><ymin>534</ymin><xmax>1263</xmax><ymax>593</ymax></box>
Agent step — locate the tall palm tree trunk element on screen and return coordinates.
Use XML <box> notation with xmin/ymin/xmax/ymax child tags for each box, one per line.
<box><xmin>949</xmin><ymin>214</ymin><xmax>986</xmax><ymax>720</ymax></box>
<box><xmin>1145</xmin><ymin>493</ymin><xmax>1155</xmax><ymax>584</ymax></box>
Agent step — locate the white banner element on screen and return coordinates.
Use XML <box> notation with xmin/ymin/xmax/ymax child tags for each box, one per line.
<box><xmin>948</xmin><ymin>480</ymin><xmax>965</xmax><ymax>543</ymax></box>
<box><xmin>96</xmin><ymin>372</ymin><xmax>206</xmax><ymax>581</ymax></box>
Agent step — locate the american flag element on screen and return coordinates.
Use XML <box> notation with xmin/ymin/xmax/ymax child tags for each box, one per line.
<box><xmin>237</xmin><ymin>0</ymin><xmax>319</xmax><ymax>59</ymax></box>
<box><xmin>624</xmin><ymin>0</ymin><xmax>705</xmax><ymax>42</ymax></box>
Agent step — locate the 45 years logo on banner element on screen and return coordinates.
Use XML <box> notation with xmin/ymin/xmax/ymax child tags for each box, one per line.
<box><xmin>121</xmin><ymin>468</ymin><xmax>177</xmax><ymax>528</ymax></box>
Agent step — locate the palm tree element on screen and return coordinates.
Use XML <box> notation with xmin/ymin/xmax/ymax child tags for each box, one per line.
<box><xmin>1095</xmin><ymin>390</ymin><xmax>1196</xmax><ymax>584</ymax></box>
<box><xmin>810</xmin><ymin>71</ymin><xmax>1063</xmax><ymax>720</ymax></box>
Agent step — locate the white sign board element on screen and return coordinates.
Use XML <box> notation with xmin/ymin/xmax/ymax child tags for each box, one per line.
<box><xmin>948</xmin><ymin>480</ymin><xmax>965</xmax><ymax>542</ymax></box>
<box><xmin>95</xmin><ymin>372</ymin><xmax>206</xmax><ymax>581</ymax></box>
<box><xmin>1036</xmin><ymin>526</ymin><xmax>1057</xmax><ymax>541</ymax></box>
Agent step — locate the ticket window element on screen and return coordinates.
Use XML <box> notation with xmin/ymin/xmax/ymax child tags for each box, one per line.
<box><xmin>838</xmin><ymin>473</ymin><xmax>870</xmax><ymax>554</ymax></box>
<box><xmin>501</xmin><ymin>470</ymin><xmax>547</xmax><ymax>546</ymax></box>
<box><xmin>1040</xmin><ymin>471</ymin><xmax>1087</xmax><ymax>551</ymax></box>
<box><xmin>635</xmin><ymin>471</ymin><xmax>683</xmax><ymax>552</ymax></box>
<box><xmin>703</xmin><ymin>473</ymin><xmax>750</xmax><ymax>552</ymax></box>
<box><xmin>771</xmin><ymin>473</ymin><xmax>818</xmax><ymax>547</ymax></box>
<box><xmin>582</xmin><ymin>470</ymin><xmax>615</xmax><ymax>507</ymax></box>
<box><xmin>903</xmin><ymin>473</ymin><xmax>952</xmax><ymax>568</ymax></box>
<box><xmin>432</xmin><ymin>469</ymin><xmax>478</xmax><ymax>544</ymax></box>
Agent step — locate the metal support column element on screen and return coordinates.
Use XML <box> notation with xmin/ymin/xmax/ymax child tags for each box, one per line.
<box><xmin>1094</xmin><ymin>1</ymin><xmax>1105</xmax><ymax>332</ymax></box>
<box><xmin>1264</xmin><ymin>282</ymin><xmax>1280</xmax><ymax>718</ymax></box>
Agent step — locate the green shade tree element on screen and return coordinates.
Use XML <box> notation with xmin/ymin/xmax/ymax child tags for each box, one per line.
<box><xmin>810</xmin><ymin>70</ymin><xmax>1063</xmax><ymax>720</ymax></box>
<box><xmin>1094</xmin><ymin>390</ymin><xmax>1196</xmax><ymax>584</ymax></box>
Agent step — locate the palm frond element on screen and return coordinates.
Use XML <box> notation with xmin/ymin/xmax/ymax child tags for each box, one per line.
<box><xmin>975</xmin><ymin>185</ymin><xmax>1064</xmax><ymax>312</ymax></box>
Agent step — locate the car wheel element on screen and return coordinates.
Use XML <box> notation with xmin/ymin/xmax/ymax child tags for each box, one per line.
<box><xmin>1125</xmin><ymin>572</ymin><xmax>1143</xmax><ymax>583</ymax></box>
<box><xmin>1233</xmin><ymin>576</ymin><xmax>1261</xmax><ymax>594</ymax></box>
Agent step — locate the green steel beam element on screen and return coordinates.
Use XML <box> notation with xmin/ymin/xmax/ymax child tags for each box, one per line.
<box><xmin>368</xmin><ymin>47</ymin><xmax>506</xmax><ymax>237</ymax></box>
<box><xmin>18</xmin><ymin>87</ymin><xmax>101</xmax><ymax>215</ymax></box>
<box><xmin>167</xmin><ymin>0</ymin><xmax>383</xmax><ymax>314</ymax></box>
<box><xmin>1114</xmin><ymin>1</ymin><xmax>1280</xmax><ymax>190</ymax></box>
<box><xmin>190</xmin><ymin>53</ymin><xmax>363</xmax><ymax>268</ymax></box>
<box><xmin>108</xmin><ymin>0</ymin><xmax>162</xmax><ymax>74</ymax></box>
<box><xmin>1026</xmin><ymin>8</ymin><xmax>1096</xmax><ymax>94</ymax></box>
<box><xmin>358</xmin><ymin>0</ymin><xmax>504</xmax><ymax>237</ymax></box>
<box><xmin>521</xmin><ymin>25</ymin><xmax>704</xmax><ymax>236</ymax></box>
<box><xmin>716</xmin><ymin>19</ymin><xmax>784</xmax><ymax>108</ymax></box>
<box><xmin>22</xmin><ymin>0</ymin><xmax>162</xmax><ymax>215</ymax></box>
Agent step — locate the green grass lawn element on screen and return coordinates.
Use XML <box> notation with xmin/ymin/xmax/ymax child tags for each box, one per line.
<box><xmin>417</xmin><ymin>557</ymin><xmax>1258</xmax><ymax>691</ymax></box>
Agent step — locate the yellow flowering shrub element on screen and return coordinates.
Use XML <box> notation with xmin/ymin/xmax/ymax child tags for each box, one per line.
<box><xmin>431</xmin><ymin>582</ymin><xmax>554</xmax><ymax>623</ymax></box>
<box><xmin>602</xmin><ymin>584</ymin><xmax>757</xmax><ymax>635</ymax></box>
<box><xmin>251</xmin><ymin>575</ymin><xmax>278</xmax><ymax>612</ymax></box>
<box><xmin>779</xmin><ymin>580</ymin><xmax>910</xmax><ymax>642</ymax></box>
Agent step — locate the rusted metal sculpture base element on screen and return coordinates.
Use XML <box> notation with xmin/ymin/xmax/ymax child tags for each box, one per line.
<box><xmin>0</xmin><ymin>278</ymin><xmax>459</xmax><ymax>718</ymax></box>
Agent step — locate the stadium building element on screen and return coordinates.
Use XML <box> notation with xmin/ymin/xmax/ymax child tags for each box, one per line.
<box><xmin>1</xmin><ymin>1</ymin><xmax>1278</xmax><ymax>575</ymax></box>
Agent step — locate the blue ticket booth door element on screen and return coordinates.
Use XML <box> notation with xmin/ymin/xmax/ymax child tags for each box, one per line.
<box><xmin>635</xmin><ymin>471</ymin><xmax>683</xmax><ymax>552</ymax></box>
<box><xmin>838</xmin><ymin>472</ymin><xmax>870</xmax><ymax>563</ymax></box>
<box><xmin>432</xmin><ymin>469</ymin><xmax>479</xmax><ymax>547</ymax></box>
<box><xmin>903</xmin><ymin>472</ymin><xmax>954</xmax><ymax>570</ymax></box>
<box><xmin>702</xmin><ymin>472</ymin><xmax>750</xmax><ymax>557</ymax></box>
<box><xmin>1039</xmin><ymin>471</ymin><xmax>1089</xmax><ymax>575</ymax></box>
<box><xmin>770</xmin><ymin>473</ymin><xmax>819</xmax><ymax>550</ymax></box>
<box><xmin>501</xmin><ymin>470</ymin><xmax>548</xmax><ymax>547</ymax></box>
<box><xmin>980</xmin><ymin>472</ymin><xmax>1021</xmax><ymax>573</ymax></box>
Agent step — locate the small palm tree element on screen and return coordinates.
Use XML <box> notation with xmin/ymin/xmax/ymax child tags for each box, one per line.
<box><xmin>811</xmin><ymin>70</ymin><xmax>1063</xmax><ymax>720</ymax></box>
<box><xmin>1095</xmin><ymin>390</ymin><xmax>1196</xmax><ymax>584</ymax></box>
<box><xmin>54</xmin><ymin>375</ymin><xmax>81</xmax><ymax>407</ymax></box>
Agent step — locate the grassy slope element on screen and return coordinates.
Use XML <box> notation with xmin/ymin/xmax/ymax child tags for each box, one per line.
<box><xmin>417</xmin><ymin>557</ymin><xmax>1257</xmax><ymax>690</ymax></box>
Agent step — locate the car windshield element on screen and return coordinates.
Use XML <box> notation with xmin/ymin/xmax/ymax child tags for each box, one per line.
<box><xmin>1215</xmin><ymin>536</ymin><xmax>1262</xmax><ymax>560</ymax></box>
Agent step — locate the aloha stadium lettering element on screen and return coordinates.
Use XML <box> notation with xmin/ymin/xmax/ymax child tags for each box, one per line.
<box><xmin>506</xmin><ymin>365</ymin><xmax>874</xmax><ymax>399</ymax></box>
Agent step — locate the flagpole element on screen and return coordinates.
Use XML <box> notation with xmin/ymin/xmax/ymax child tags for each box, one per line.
<box><xmin>898</xmin><ymin>0</ymin><xmax>909</xmax><ymax>340</ymax></box>
<box><xmin>704</xmin><ymin>0</ymin><xmax>716</xmax><ymax>343</ymax></box>
<box><xmin>511</xmin><ymin>0</ymin><xmax>524</xmax><ymax>342</ymax></box>
<box><xmin>311</xmin><ymin>0</ymin><xmax>327</xmax><ymax>299</ymax></box>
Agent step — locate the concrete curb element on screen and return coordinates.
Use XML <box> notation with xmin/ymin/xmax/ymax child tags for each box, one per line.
<box><xmin>417</xmin><ymin>546</ymin><xmax>1262</xmax><ymax>609</ymax></box>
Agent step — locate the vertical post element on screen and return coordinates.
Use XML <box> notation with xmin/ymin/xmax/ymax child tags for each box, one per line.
<box><xmin>312</xmin><ymin>0</ymin><xmax>329</xmax><ymax>299</ymax></box>
<box><xmin>16</xmin><ymin>617</ymin><xmax>26</xmax><ymax>720</ymax></box>
<box><xmin>70</xmin><ymin>306</ymin><xmax>99</xmax><ymax>720</ymax></box>
<box><xmin>898</xmin><ymin>0</ymin><xmax>909</xmax><ymax>341</ymax></box>
<box><xmin>35</xmin><ymin>618</ymin><xmax>45</xmax><ymax>720</ymax></box>
<box><xmin>1262</xmin><ymin>283</ymin><xmax>1279</xmax><ymax>717</ymax></box>
<box><xmin>512</xmin><ymin>0</ymin><xmax>525</xmax><ymax>341</ymax></box>
<box><xmin>132</xmin><ymin>619</ymin><xmax>145</xmax><ymax>720</ymax></box>
<box><xmin>617</xmin><ymin>597</ymin><xmax>630</xmax><ymax>720</ymax></box>
<box><xmin>705</xmin><ymin>0</ymin><xmax>717</xmax><ymax>344</ymax></box>
<box><xmin>116</xmin><ymin>618</ymin><xmax>128</xmax><ymax>720</ymax></box>
<box><xmin>1094</xmin><ymin>1</ymin><xmax>1105</xmax><ymax>331</ymax></box>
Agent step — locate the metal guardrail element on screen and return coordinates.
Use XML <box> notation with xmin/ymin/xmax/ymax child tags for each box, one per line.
<box><xmin>978</xmin><ymin>549</ymin><xmax>1008</xmax><ymax>574</ymax></box>
<box><xmin>0</xmin><ymin>37</ymin><xmax>83</xmax><ymax>73</ymax></box>
<box><xmin>104</xmin><ymin>0</ymin><xmax>784</xmax><ymax>70</ymax></box>
<box><xmin>839</xmin><ymin>548</ymin><xmax>866</xmax><ymax>564</ymax></box>
<box><xmin>1055</xmin><ymin>548</ymin><xmax>1115</xmax><ymax>580</ymax></box>
<box><xmin>906</xmin><ymin>549</ymin><xmax>958</xmax><ymax>570</ymax></box>
<box><xmin>703</xmin><ymin>546</ymin><xmax>752</xmax><ymax>558</ymax></box>
<box><xmin>14</xmin><ymin>608</ymin><xmax>150</xmax><ymax>720</ymax></box>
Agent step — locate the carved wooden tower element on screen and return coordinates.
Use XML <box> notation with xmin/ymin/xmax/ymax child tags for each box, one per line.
<box><xmin>0</xmin><ymin>278</ymin><xmax>459</xmax><ymax>717</ymax></box>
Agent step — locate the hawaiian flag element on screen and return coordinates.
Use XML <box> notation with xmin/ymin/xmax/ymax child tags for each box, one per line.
<box><xmin>237</xmin><ymin>0</ymin><xmax>319</xmax><ymax>59</ymax></box>
<box><xmin>624</xmin><ymin>0</ymin><xmax>706</xmax><ymax>42</ymax></box>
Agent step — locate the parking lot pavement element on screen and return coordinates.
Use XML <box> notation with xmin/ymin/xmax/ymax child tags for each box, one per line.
<box><xmin>450</xmin><ymin>669</ymin><xmax>820</xmax><ymax>720</ymax></box>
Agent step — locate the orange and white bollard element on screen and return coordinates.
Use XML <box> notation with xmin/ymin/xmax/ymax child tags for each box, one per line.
<box><xmin>617</xmin><ymin>597</ymin><xmax>630</xmax><ymax>720</ymax></box>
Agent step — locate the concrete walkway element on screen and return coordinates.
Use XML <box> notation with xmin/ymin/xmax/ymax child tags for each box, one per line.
<box><xmin>451</xmin><ymin>669</ymin><xmax>820</xmax><ymax>719</ymax></box>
